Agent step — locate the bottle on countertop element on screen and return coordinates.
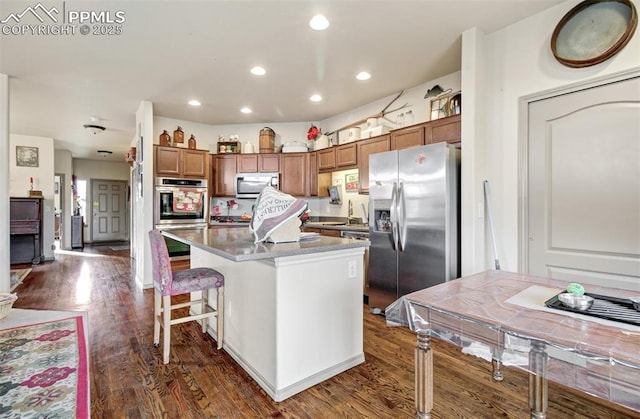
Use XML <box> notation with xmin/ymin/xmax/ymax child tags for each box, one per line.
<box><xmin>173</xmin><ymin>126</ymin><xmax>184</xmax><ymax>144</ymax></box>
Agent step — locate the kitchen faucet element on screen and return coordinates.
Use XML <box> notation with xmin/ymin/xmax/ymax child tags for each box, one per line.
<box><xmin>347</xmin><ymin>200</ymin><xmax>357</xmax><ymax>224</ymax></box>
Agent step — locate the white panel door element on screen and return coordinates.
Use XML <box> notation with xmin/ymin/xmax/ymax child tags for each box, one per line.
<box><xmin>527</xmin><ymin>76</ymin><xmax>640</xmax><ymax>291</ymax></box>
<box><xmin>91</xmin><ymin>180</ymin><xmax>128</xmax><ymax>242</ymax></box>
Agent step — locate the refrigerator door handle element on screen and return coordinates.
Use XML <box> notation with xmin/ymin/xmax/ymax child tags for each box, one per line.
<box><xmin>397</xmin><ymin>180</ymin><xmax>407</xmax><ymax>251</ymax></box>
<box><xmin>390</xmin><ymin>182</ymin><xmax>399</xmax><ymax>250</ymax></box>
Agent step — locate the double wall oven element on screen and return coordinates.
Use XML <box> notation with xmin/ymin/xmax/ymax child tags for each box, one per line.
<box><xmin>154</xmin><ymin>177</ymin><xmax>208</xmax><ymax>258</ymax></box>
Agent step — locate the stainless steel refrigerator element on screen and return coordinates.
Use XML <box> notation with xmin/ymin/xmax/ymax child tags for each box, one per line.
<box><xmin>368</xmin><ymin>142</ymin><xmax>460</xmax><ymax>313</ymax></box>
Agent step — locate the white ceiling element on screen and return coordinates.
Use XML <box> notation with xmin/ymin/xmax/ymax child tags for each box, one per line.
<box><xmin>0</xmin><ymin>0</ymin><xmax>564</xmax><ymax>162</ymax></box>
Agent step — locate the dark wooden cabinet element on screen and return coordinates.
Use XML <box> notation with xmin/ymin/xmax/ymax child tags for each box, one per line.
<box><xmin>357</xmin><ymin>135</ymin><xmax>391</xmax><ymax>194</ymax></box>
<box><xmin>10</xmin><ymin>197</ymin><xmax>43</xmax><ymax>265</ymax></box>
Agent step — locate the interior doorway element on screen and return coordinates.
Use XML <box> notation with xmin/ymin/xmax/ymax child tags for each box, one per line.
<box><xmin>91</xmin><ymin>179</ymin><xmax>128</xmax><ymax>242</ymax></box>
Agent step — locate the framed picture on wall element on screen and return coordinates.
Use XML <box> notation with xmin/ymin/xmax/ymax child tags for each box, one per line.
<box><xmin>345</xmin><ymin>173</ymin><xmax>359</xmax><ymax>192</ymax></box>
<box><xmin>16</xmin><ymin>146</ymin><xmax>39</xmax><ymax>167</ymax></box>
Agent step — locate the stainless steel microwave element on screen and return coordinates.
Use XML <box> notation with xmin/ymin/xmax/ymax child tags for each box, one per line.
<box><xmin>235</xmin><ymin>173</ymin><xmax>279</xmax><ymax>199</ymax></box>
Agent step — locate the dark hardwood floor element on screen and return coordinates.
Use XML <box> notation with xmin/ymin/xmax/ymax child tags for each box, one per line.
<box><xmin>10</xmin><ymin>245</ymin><xmax>638</xmax><ymax>418</ymax></box>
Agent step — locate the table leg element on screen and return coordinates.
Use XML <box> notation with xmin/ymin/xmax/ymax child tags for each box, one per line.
<box><xmin>491</xmin><ymin>348</ymin><xmax>504</xmax><ymax>382</ymax></box>
<box><xmin>415</xmin><ymin>332</ymin><xmax>433</xmax><ymax>419</ymax></box>
<box><xmin>528</xmin><ymin>340</ymin><xmax>548</xmax><ymax>419</ymax></box>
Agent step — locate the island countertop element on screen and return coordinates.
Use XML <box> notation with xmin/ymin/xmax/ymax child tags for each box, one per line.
<box><xmin>162</xmin><ymin>227</ymin><xmax>369</xmax><ymax>262</ymax></box>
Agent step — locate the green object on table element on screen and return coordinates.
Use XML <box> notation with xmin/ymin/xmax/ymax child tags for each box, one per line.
<box><xmin>566</xmin><ymin>283</ymin><xmax>585</xmax><ymax>295</ymax></box>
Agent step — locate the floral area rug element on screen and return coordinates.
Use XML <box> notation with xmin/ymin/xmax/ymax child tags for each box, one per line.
<box><xmin>0</xmin><ymin>316</ymin><xmax>88</xmax><ymax>418</ymax></box>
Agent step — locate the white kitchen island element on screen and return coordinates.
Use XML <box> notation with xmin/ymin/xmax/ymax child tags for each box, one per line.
<box><xmin>162</xmin><ymin>227</ymin><xmax>368</xmax><ymax>402</ymax></box>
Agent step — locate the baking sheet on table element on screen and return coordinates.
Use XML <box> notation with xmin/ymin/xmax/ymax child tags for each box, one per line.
<box><xmin>505</xmin><ymin>285</ymin><xmax>640</xmax><ymax>332</ymax></box>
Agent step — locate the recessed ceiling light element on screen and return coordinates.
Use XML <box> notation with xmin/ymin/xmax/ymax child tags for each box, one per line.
<box><xmin>356</xmin><ymin>72</ymin><xmax>371</xmax><ymax>81</ymax></box>
<box><xmin>250</xmin><ymin>66</ymin><xmax>266</xmax><ymax>76</ymax></box>
<box><xmin>310</xmin><ymin>94</ymin><xmax>322</xmax><ymax>102</ymax></box>
<box><xmin>188</xmin><ymin>99</ymin><xmax>201</xmax><ymax>106</ymax></box>
<box><xmin>240</xmin><ymin>107</ymin><xmax>252</xmax><ymax>114</ymax></box>
<box><xmin>309</xmin><ymin>14</ymin><xmax>329</xmax><ymax>31</ymax></box>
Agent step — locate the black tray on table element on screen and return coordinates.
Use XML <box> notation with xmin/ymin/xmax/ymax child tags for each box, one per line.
<box><xmin>545</xmin><ymin>292</ymin><xmax>640</xmax><ymax>326</ymax></box>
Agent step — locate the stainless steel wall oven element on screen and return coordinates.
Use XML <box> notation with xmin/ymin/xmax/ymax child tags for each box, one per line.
<box><xmin>154</xmin><ymin>177</ymin><xmax>208</xmax><ymax>258</ymax></box>
<box><xmin>154</xmin><ymin>177</ymin><xmax>208</xmax><ymax>227</ymax></box>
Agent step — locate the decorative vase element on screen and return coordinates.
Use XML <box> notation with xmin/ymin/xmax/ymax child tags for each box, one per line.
<box><xmin>188</xmin><ymin>134</ymin><xmax>196</xmax><ymax>149</ymax></box>
<box><xmin>307</xmin><ymin>140</ymin><xmax>314</xmax><ymax>151</ymax></box>
<box><xmin>159</xmin><ymin>130</ymin><xmax>171</xmax><ymax>146</ymax></box>
<box><xmin>173</xmin><ymin>126</ymin><xmax>184</xmax><ymax>144</ymax></box>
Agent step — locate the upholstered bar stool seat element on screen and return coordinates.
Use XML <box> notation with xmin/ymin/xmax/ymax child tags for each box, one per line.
<box><xmin>148</xmin><ymin>229</ymin><xmax>224</xmax><ymax>364</ymax></box>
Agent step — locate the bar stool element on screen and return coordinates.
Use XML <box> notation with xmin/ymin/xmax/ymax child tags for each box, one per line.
<box><xmin>148</xmin><ymin>229</ymin><xmax>224</xmax><ymax>364</ymax></box>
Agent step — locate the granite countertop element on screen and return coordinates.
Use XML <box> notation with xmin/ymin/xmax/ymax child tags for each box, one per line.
<box><xmin>302</xmin><ymin>222</ymin><xmax>369</xmax><ymax>233</ymax></box>
<box><xmin>163</xmin><ymin>227</ymin><xmax>368</xmax><ymax>262</ymax></box>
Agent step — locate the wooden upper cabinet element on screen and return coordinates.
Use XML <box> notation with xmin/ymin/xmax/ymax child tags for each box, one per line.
<box><xmin>317</xmin><ymin>148</ymin><xmax>336</xmax><ymax>172</ymax></box>
<box><xmin>155</xmin><ymin>146</ymin><xmax>181</xmax><ymax>176</ymax></box>
<box><xmin>182</xmin><ymin>149</ymin><xmax>208</xmax><ymax>178</ymax></box>
<box><xmin>390</xmin><ymin>125</ymin><xmax>425</xmax><ymax>150</ymax></box>
<box><xmin>335</xmin><ymin>143</ymin><xmax>357</xmax><ymax>168</ymax></box>
<box><xmin>280</xmin><ymin>153</ymin><xmax>308</xmax><ymax>197</ymax></box>
<box><xmin>212</xmin><ymin>154</ymin><xmax>237</xmax><ymax>197</ymax></box>
<box><xmin>425</xmin><ymin>114</ymin><xmax>461</xmax><ymax>146</ymax></box>
<box><xmin>154</xmin><ymin>146</ymin><xmax>207</xmax><ymax>178</ymax></box>
<box><xmin>237</xmin><ymin>154</ymin><xmax>280</xmax><ymax>173</ymax></box>
<box><xmin>357</xmin><ymin>135</ymin><xmax>391</xmax><ymax>194</ymax></box>
<box><xmin>237</xmin><ymin>155</ymin><xmax>258</xmax><ymax>172</ymax></box>
<box><xmin>259</xmin><ymin>154</ymin><xmax>280</xmax><ymax>172</ymax></box>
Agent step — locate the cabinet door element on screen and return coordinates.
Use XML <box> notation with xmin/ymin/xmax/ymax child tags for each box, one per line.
<box><xmin>155</xmin><ymin>146</ymin><xmax>181</xmax><ymax>176</ymax></box>
<box><xmin>308</xmin><ymin>152</ymin><xmax>318</xmax><ymax>197</ymax></box>
<box><xmin>390</xmin><ymin>125</ymin><xmax>424</xmax><ymax>150</ymax></box>
<box><xmin>336</xmin><ymin>143</ymin><xmax>357</xmax><ymax>168</ymax></box>
<box><xmin>280</xmin><ymin>153</ymin><xmax>307</xmax><ymax>196</ymax></box>
<box><xmin>259</xmin><ymin>154</ymin><xmax>280</xmax><ymax>172</ymax></box>
<box><xmin>425</xmin><ymin>114</ymin><xmax>461</xmax><ymax>146</ymax></box>
<box><xmin>212</xmin><ymin>155</ymin><xmax>237</xmax><ymax>196</ymax></box>
<box><xmin>357</xmin><ymin>135</ymin><xmax>390</xmax><ymax>194</ymax></box>
<box><xmin>317</xmin><ymin>148</ymin><xmax>335</xmax><ymax>172</ymax></box>
<box><xmin>183</xmin><ymin>149</ymin><xmax>207</xmax><ymax>178</ymax></box>
<box><xmin>238</xmin><ymin>155</ymin><xmax>258</xmax><ymax>172</ymax></box>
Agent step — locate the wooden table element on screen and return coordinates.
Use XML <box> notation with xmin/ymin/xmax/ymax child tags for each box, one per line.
<box><xmin>386</xmin><ymin>270</ymin><xmax>640</xmax><ymax>418</ymax></box>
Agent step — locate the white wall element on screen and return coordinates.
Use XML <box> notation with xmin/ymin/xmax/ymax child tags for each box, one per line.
<box><xmin>54</xmin><ymin>150</ymin><xmax>73</xmax><ymax>250</ymax></box>
<box><xmin>0</xmin><ymin>74</ymin><xmax>9</xmax><ymax>293</ymax></box>
<box><xmin>9</xmin><ymin>134</ymin><xmax>56</xmax><ymax>260</ymax></box>
<box><xmin>154</xmin><ymin>116</ymin><xmax>313</xmax><ymax>154</ymax></box>
<box><xmin>462</xmin><ymin>0</ymin><xmax>640</xmax><ymax>274</ymax></box>
<box><xmin>135</xmin><ymin>101</ymin><xmax>155</xmax><ymax>289</ymax></box>
<box><xmin>320</xmin><ymin>72</ymin><xmax>461</xmax><ymax>142</ymax></box>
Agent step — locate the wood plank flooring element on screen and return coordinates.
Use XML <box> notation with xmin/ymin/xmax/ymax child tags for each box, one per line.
<box><xmin>10</xmin><ymin>245</ymin><xmax>639</xmax><ymax>418</ymax></box>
